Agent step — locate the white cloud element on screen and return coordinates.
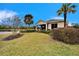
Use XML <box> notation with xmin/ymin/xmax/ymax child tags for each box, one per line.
<box><xmin>0</xmin><ymin>10</ymin><xmax>17</xmax><ymax>20</ymax></box>
<box><xmin>68</xmin><ymin>23</ymin><xmax>72</xmax><ymax>26</ymax></box>
<box><xmin>0</xmin><ymin>10</ymin><xmax>18</xmax><ymax>25</ymax></box>
<box><xmin>52</xmin><ymin>17</ymin><xmax>64</xmax><ymax>20</ymax></box>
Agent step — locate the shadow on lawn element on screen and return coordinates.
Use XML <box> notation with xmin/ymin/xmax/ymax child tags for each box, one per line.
<box><xmin>2</xmin><ymin>33</ymin><xmax>24</xmax><ymax>41</ymax></box>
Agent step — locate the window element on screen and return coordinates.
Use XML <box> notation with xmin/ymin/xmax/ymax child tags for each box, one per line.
<box><xmin>51</xmin><ymin>24</ymin><xmax>57</xmax><ymax>29</ymax></box>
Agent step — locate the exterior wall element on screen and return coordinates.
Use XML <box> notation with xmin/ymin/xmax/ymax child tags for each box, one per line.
<box><xmin>40</xmin><ymin>22</ymin><xmax>64</xmax><ymax>30</ymax></box>
<box><xmin>47</xmin><ymin>22</ymin><xmax>64</xmax><ymax>30</ymax></box>
<box><xmin>46</xmin><ymin>24</ymin><xmax>47</xmax><ymax>30</ymax></box>
<box><xmin>57</xmin><ymin>22</ymin><xmax>64</xmax><ymax>28</ymax></box>
<box><xmin>48</xmin><ymin>24</ymin><xmax>51</xmax><ymax>30</ymax></box>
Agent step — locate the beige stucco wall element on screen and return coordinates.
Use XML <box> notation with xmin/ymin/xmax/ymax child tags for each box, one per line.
<box><xmin>48</xmin><ymin>24</ymin><xmax>51</xmax><ymax>30</ymax></box>
<box><xmin>47</xmin><ymin>22</ymin><xmax>64</xmax><ymax>30</ymax></box>
<box><xmin>57</xmin><ymin>22</ymin><xmax>64</xmax><ymax>28</ymax></box>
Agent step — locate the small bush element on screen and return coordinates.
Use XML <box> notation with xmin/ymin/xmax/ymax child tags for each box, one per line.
<box><xmin>38</xmin><ymin>30</ymin><xmax>51</xmax><ymax>34</ymax></box>
<box><xmin>72</xmin><ymin>23</ymin><xmax>79</xmax><ymax>28</ymax></box>
<box><xmin>21</xmin><ymin>30</ymin><xmax>36</xmax><ymax>33</ymax></box>
<box><xmin>51</xmin><ymin>28</ymin><xmax>79</xmax><ymax>44</ymax></box>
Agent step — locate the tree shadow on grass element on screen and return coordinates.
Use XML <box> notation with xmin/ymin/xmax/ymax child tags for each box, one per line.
<box><xmin>2</xmin><ymin>33</ymin><xmax>24</xmax><ymax>41</ymax></box>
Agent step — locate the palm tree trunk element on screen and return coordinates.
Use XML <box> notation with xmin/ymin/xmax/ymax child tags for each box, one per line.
<box><xmin>64</xmin><ymin>12</ymin><xmax>67</xmax><ymax>28</ymax></box>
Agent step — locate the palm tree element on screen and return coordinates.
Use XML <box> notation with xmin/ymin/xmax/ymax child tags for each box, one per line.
<box><xmin>24</xmin><ymin>14</ymin><xmax>33</xmax><ymax>27</ymax></box>
<box><xmin>57</xmin><ymin>3</ymin><xmax>76</xmax><ymax>28</ymax></box>
<box><xmin>28</xmin><ymin>20</ymin><xmax>34</xmax><ymax>27</ymax></box>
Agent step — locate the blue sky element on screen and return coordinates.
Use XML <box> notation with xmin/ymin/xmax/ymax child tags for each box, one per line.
<box><xmin>0</xmin><ymin>3</ymin><xmax>79</xmax><ymax>26</ymax></box>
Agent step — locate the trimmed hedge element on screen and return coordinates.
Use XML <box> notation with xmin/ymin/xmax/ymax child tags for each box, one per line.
<box><xmin>51</xmin><ymin>28</ymin><xmax>79</xmax><ymax>44</ymax></box>
<box><xmin>38</xmin><ymin>30</ymin><xmax>51</xmax><ymax>34</ymax></box>
<box><xmin>21</xmin><ymin>30</ymin><xmax>36</xmax><ymax>33</ymax></box>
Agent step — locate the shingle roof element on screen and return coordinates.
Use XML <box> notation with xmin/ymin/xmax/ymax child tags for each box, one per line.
<box><xmin>46</xmin><ymin>19</ymin><xmax>64</xmax><ymax>23</ymax></box>
<box><xmin>37</xmin><ymin>19</ymin><xmax>64</xmax><ymax>25</ymax></box>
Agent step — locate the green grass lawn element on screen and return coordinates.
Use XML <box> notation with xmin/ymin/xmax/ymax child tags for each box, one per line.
<box><xmin>0</xmin><ymin>34</ymin><xmax>10</xmax><ymax>39</ymax></box>
<box><xmin>0</xmin><ymin>32</ymin><xmax>79</xmax><ymax>56</ymax></box>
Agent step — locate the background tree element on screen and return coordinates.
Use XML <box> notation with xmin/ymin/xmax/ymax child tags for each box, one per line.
<box><xmin>72</xmin><ymin>23</ymin><xmax>79</xmax><ymax>28</ymax></box>
<box><xmin>12</xmin><ymin>16</ymin><xmax>20</xmax><ymax>29</ymax></box>
<box><xmin>57</xmin><ymin>3</ymin><xmax>76</xmax><ymax>28</ymax></box>
<box><xmin>24</xmin><ymin>14</ymin><xmax>33</xmax><ymax>27</ymax></box>
<box><xmin>11</xmin><ymin>16</ymin><xmax>21</xmax><ymax>33</ymax></box>
<box><xmin>27</xmin><ymin>20</ymin><xmax>34</xmax><ymax>27</ymax></box>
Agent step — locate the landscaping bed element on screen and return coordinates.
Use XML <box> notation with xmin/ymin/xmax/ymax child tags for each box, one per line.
<box><xmin>2</xmin><ymin>33</ymin><xmax>23</xmax><ymax>41</ymax></box>
<box><xmin>51</xmin><ymin>28</ymin><xmax>79</xmax><ymax>44</ymax></box>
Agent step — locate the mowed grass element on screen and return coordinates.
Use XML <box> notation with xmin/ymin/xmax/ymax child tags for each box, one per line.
<box><xmin>0</xmin><ymin>32</ymin><xmax>79</xmax><ymax>56</ymax></box>
<box><xmin>0</xmin><ymin>33</ymin><xmax>11</xmax><ymax>50</ymax></box>
<box><xmin>0</xmin><ymin>34</ymin><xmax>10</xmax><ymax>39</ymax></box>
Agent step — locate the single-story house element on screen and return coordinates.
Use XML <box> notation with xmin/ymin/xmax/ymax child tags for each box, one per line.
<box><xmin>37</xmin><ymin>19</ymin><xmax>67</xmax><ymax>30</ymax></box>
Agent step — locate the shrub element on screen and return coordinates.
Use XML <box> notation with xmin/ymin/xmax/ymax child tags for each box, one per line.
<box><xmin>72</xmin><ymin>23</ymin><xmax>79</xmax><ymax>28</ymax></box>
<box><xmin>38</xmin><ymin>30</ymin><xmax>51</xmax><ymax>34</ymax></box>
<box><xmin>26</xmin><ymin>30</ymin><xmax>36</xmax><ymax>32</ymax></box>
<box><xmin>21</xmin><ymin>30</ymin><xmax>36</xmax><ymax>33</ymax></box>
<box><xmin>51</xmin><ymin>28</ymin><xmax>79</xmax><ymax>44</ymax></box>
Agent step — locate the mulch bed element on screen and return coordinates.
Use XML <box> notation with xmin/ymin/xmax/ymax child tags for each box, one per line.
<box><xmin>2</xmin><ymin>33</ymin><xmax>23</xmax><ymax>41</ymax></box>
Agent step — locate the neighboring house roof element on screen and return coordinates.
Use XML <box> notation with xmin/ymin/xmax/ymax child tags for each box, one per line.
<box><xmin>37</xmin><ymin>20</ymin><xmax>46</xmax><ymax>25</ymax></box>
<box><xmin>38</xmin><ymin>22</ymin><xmax>46</xmax><ymax>25</ymax></box>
